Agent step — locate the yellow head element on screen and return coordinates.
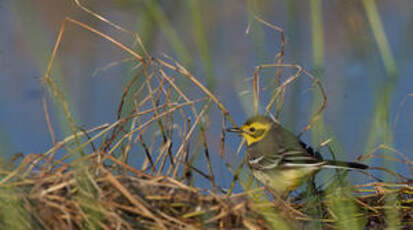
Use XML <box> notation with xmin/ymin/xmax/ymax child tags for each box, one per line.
<box><xmin>226</xmin><ymin>115</ymin><xmax>274</xmax><ymax>146</ymax></box>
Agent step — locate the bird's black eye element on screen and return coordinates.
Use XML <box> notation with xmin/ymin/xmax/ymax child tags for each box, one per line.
<box><xmin>249</xmin><ymin>127</ymin><xmax>256</xmax><ymax>132</ymax></box>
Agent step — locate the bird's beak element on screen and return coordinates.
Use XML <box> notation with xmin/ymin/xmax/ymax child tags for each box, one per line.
<box><xmin>226</xmin><ymin>127</ymin><xmax>243</xmax><ymax>133</ymax></box>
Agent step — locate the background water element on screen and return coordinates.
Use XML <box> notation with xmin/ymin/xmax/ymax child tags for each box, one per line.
<box><xmin>1</xmin><ymin>0</ymin><xmax>412</xmax><ymax>192</ymax></box>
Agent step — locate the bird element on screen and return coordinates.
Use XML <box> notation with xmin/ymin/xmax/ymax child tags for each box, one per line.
<box><xmin>226</xmin><ymin>115</ymin><xmax>368</xmax><ymax>194</ymax></box>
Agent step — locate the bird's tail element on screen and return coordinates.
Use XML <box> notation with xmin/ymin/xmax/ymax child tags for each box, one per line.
<box><xmin>323</xmin><ymin>160</ymin><xmax>368</xmax><ymax>170</ymax></box>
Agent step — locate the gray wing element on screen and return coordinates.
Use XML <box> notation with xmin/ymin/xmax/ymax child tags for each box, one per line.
<box><xmin>247</xmin><ymin>124</ymin><xmax>324</xmax><ymax>170</ymax></box>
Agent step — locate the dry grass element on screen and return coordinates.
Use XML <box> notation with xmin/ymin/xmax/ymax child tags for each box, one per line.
<box><xmin>0</xmin><ymin>1</ymin><xmax>411</xmax><ymax>229</ymax></box>
<box><xmin>1</xmin><ymin>150</ymin><xmax>411</xmax><ymax>229</ymax></box>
